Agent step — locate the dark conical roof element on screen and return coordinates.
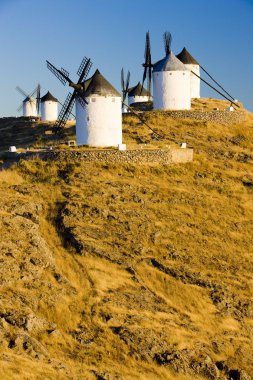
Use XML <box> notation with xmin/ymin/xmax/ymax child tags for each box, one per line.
<box><xmin>128</xmin><ymin>82</ymin><xmax>150</xmax><ymax>97</ymax></box>
<box><xmin>84</xmin><ymin>69</ymin><xmax>120</xmax><ymax>97</ymax></box>
<box><xmin>176</xmin><ymin>47</ymin><xmax>199</xmax><ymax>65</ymax></box>
<box><xmin>41</xmin><ymin>91</ymin><xmax>58</xmax><ymax>103</ymax></box>
<box><xmin>153</xmin><ymin>51</ymin><xmax>187</xmax><ymax>72</ymax></box>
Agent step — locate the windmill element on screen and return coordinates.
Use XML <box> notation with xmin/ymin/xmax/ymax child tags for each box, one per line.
<box><xmin>127</xmin><ymin>82</ymin><xmax>150</xmax><ymax>107</ymax></box>
<box><xmin>121</xmin><ymin>68</ymin><xmax>130</xmax><ymax>112</ymax></box>
<box><xmin>40</xmin><ymin>91</ymin><xmax>59</xmax><ymax>121</ymax></box>
<box><xmin>16</xmin><ymin>84</ymin><xmax>41</xmax><ymax>117</ymax></box>
<box><xmin>141</xmin><ymin>31</ymin><xmax>152</xmax><ymax>99</ymax></box>
<box><xmin>142</xmin><ymin>30</ymin><xmax>239</xmax><ymax>110</ymax></box>
<box><xmin>152</xmin><ymin>31</ymin><xmax>191</xmax><ymax>110</ymax></box>
<box><xmin>46</xmin><ymin>57</ymin><xmax>92</xmax><ymax>132</ymax></box>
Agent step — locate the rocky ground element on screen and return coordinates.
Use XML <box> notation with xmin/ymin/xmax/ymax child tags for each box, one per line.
<box><xmin>0</xmin><ymin>100</ymin><xmax>253</xmax><ymax>379</ymax></box>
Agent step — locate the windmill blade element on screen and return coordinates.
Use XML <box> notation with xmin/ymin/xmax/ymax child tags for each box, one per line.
<box><xmin>148</xmin><ymin>65</ymin><xmax>152</xmax><ymax>98</ymax></box>
<box><xmin>146</xmin><ymin>32</ymin><xmax>152</xmax><ymax>67</ymax></box>
<box><xmin>77</xmin><ymin>57</ymin><xmax>89</xmax><ymax>76</ymax></box>
<box><xmin>121</xmin><ymin>68</ymin><xmax>125</xmax><ymax>92</ymax></box>
<box><xmin>121</xmin><ymin>69</ymin><xmax>130</xmax><ymax>102</ymax></box>
<box><xmin>46</xmin><ymin>60</ymin><xmax>73</xmax><ymax>86</ymax></box>
<box><xmin>77</xmin><ymin>57</ymin><xmax>92</xmax><ymax>84</ymax></box>
<box><xmin>126</xmin><ymin>71</ymin><xmax>130</xmax><ymax>92</ymax></box>
<box><xmin>141</xmin><ymin>66</ymin><xmax>147</xmax><ymax>92</ymax></box>
<box><xmin>36</xmin><ymin>84</ymin><xmax>41</xmax><ymax>115</ymax></box>
<box><xmin>61</xmin><ymin>68</ymin><xmax>69</xmax><ymax>79</ymax></box>
<box><xmin>121</xmin><ymin>68</ymin><xmax>126</xmax><ymax>103</ymax></box>
<box><xmin>144</xmin><ymin>31</ymin><xmax>151</xmax><ymax>61</ymax></box>
<box><xmin>16</xmin><ymin>86</ymin><xmax>29</xmax><ymax>98</ymax></box>
<box><xmin>76</xmin><ymin>95</ymin><xmax>88</xmax><ymax>109</ymax></box>
<box><xmin>54</xmin><ymin>91</ymin><xmax>76</xmax><ymax>131</ymax></box>
<box><xmin>57</xmin><ymin>100</ymin><xmax>75</xmax><ymax>118</ymax></box>
<box><xmin>147</xmin><ymin>42</ymin><xmax>152</xmax><ymax>98</ymax></box>
<box><xmin>124</xmin><ymin>71</ymin><xmax>131</xmax><ymax>102</ymax></box>
<box><xmin>142</xmin><ymin>31</ymin><xmax>152</xmax><ymax>92</ymax></box>
<box><xmin>17</xmin><ymin>103</ymin><xmax>23</xmax><ymax>112</ymax></box>
<box><xmin>29</xmin><ymin>84</ymin><xmax>40</xmax><ymax>99</ymax></box>
<box><xmin>163</xmin><ymin>31</ymin><xmax>172</xmax><ymax>56</ymax></box>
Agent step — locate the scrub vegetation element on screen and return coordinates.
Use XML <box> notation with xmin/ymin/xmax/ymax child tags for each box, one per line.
<box><xmin>0</xmin><ymin>99</ymin><xmax>253</xmax><ymax>379</ymax></box>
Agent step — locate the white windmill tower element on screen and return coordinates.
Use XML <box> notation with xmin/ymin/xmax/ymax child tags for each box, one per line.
<box><xmin>40</xmin><ymin>91</ymin><xmax>58</xmax><ymax>121</ymax></box>
<box><xmin>128</xmin><ymin>82</ymin><xmax>150</xmax><ymax>106</ymax></box>
<box><xmin>153</xmin><ymin>33</ymin><xmax>191</xmax><ymax>110</ymax></box>
<box><xmin>176</xmin><ymin>47</ymin><xmax>200</xmax><ymax>98</ymax></box>
<box><xmin>76</xmin><ymin>69</ymin><xmax>122</xmax><ymax>146</ymax></box>
<box><xmin>16</xmin><ymin>84</ymin><xmax>40</xmax><ymax>117</ymax></box>
<box><xmin>141</xmin><ymin>32</ymin><xmax>191</xmax><ymax>111</ymax></box>
<box><xmin>46</xmin><ymin>58</ymin><xmax>122</xmax><ymax>147</ymax></box>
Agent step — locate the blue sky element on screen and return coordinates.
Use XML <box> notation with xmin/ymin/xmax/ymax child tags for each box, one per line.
<box><xmin>0</xmin><ymin>0</ymin><xmax>252</xmax><ymax>116</ymax></box>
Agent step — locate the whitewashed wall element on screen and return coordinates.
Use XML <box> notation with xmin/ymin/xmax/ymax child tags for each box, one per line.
<box><xmin>23</xmin><ymin>100</ymin><xmax>37</xmax><ymax>117</ymax></box>
<box><xmin>185</xmin><ymin>64</ymin><xmax>200</xmax><ymax>98</ymax></box>
<box><xmin>76</xmin><ymin>96</ymin><xmax>122</xmax><ymax>147</ymax></box>
<box><xmin>153</xmin><ymin>71</ymin><xmax>191</xmax><ymax>110</ymax></box>
<box><xmin>41</xmin><ymin>101</ymin><xmax>58</xmax><ymax>121</ymax></box>
<box><xmin>128</xmin><ymin>95</ymin><xmax>149</xmax><ymax>105</ymax></box>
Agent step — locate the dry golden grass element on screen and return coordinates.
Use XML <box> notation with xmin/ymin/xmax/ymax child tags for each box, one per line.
<box><xmin>0</xmin><ymin>99</ymin><xmax>253</xmax><ymax>379</ymax></box>
<box><xmin>0</xmin><ymin>170</ymin><xmax>24</xmax><ymax>185</ymax></box>
<box><xmin>191</xmin><ymin>97</ymin><xmax>244</xmax><ymax>111</ymax></box>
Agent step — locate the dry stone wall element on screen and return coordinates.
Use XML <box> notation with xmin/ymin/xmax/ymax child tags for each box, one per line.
<box><xmin>145</xmin><ymin>110</ymin><xmax>245</xmax><ymax>125</ymax></box>
<box><xmin>7</xmin><ymin>148</ymin><xmax>193</xmax><ymax>165</ymax></box>
<box><xmin>44</xmin><ymin>148</ymin><xmax>193</xmax><ymax>164</ymax></box>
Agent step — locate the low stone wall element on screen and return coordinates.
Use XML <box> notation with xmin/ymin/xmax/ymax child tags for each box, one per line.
<box><xmin>45</xmin><ymin>149</ymin><xmax>193</xmax><ymax>164</ymax></box>
<box><xmin>6</xmin><ymin>148</ymin><xmax>193</xmax><ymax>165</ymax></box>
<box><xmin>145</xmin><ymin>110</ymin><xmax>245</xmax><ymax>125</ymax></box>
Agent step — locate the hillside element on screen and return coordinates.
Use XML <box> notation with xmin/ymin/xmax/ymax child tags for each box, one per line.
<box><xmin>0</xmin><ymin>100</ymin><xmax>253</xmax><ymax>379</ymax></box>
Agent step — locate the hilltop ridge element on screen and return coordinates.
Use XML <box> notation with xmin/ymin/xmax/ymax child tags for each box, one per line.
<box><xmin>0</xmin><ymin>99</ymin><xmax>253</xmax><ymax>379</ymax></box>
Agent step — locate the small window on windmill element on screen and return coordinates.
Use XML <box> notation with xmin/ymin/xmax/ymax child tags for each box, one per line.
<box><xmin>169</xmin><ymin>73</ymin><xmax>172</xmax><ymax>75</ymax></box>
<box><xmin>91</xmin><ymin>98</ymin><xmax>96</xmax><ymax>102</ymax></box>
<box><xmin>112</xmin><ymin>98</ymin><xmax>115</xmax><ymax>102</ymax></box>
<box><xmin>183</xmin><ymin>73</ymin><xmax>185</xmax><ymax>75</ymax></box>
<box><xmin>87</xmin><ymin>116</ymin><xmax>89</xmax><ymax>121</ymax></box>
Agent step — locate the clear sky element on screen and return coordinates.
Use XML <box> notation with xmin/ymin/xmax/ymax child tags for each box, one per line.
<box><xmin>0</xmin><ymin>0</ymin><xmax>252</xmax><ymax>117</ymax></box>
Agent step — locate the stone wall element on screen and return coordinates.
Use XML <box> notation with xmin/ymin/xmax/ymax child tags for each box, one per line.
<box><xmin>148</xmin><ymin>110</ymin><xmax>245</xmax><ymax>125</ymax></box>
<box><xmin>7</xmin><ymin>148</ymin><xmax>193</xmax><ymax>165</ymax></box>
<box><xmin>47</xmin><ymin>149</ymin><xmax>193</xmax><ymax>164</ymax></box>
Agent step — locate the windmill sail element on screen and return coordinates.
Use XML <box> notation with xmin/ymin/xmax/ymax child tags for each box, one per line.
<box><xmin>121</xmin><ymin>68</ymin><xmax>130</xmax><ymax>103</ymax></box>
<box><xmin>47</xmin><ymin>56</ymin><xmax>92</xmax><ymax>132</ymax></box>
<box><xmin>54</xmin><ymin>92</ymin><xmax>76</xmax><ymax>131</ymax></box>
<box><xmin>163</xmin><ymin>31</ymin><xmax>172</xmax><ymax>56</ymax></box>
<box><xmin>47</xmin><ymin>61</ymin><xmax>71</xmax><ymax>86</ymax></box>
<box><xmin>16</xmin><ymin>84</ymin><xmax>40</xmax><ymax>114</ymax></box>
<box><xmin>141</xmin><ymin>31</ymin><xmax>152</xmax><ymax>99</ymax></box>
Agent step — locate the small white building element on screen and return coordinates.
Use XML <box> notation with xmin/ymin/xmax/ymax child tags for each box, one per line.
<box><xmin>76</xmin><ymin>69</ymin><xmax>122</xmax><ymax>147</ymax></box>
<box><xmin>41</xmin><ymin>91</ymin><xmax>58</xmax><ymax>121</ymax></box>
<box><xmin>23</xmin><ymin>97</ymin><xmax>37</xmax><ymax>117</ymax></box>
<box><xmin>128</xmin><ymin>82</ymin><xmax>150</xmax><ymax>105</ymax></box>
<box><xmin>176</xmin><ymin>47</ymin><xmax>200</xmax><ymax>99</ymax></box>
<box><xmin>153</xmin><ymin>51</ymin><xmax>191</xmax><ymax>110</ymax></box>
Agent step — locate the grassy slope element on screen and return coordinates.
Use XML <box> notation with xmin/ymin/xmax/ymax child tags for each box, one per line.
<box><xmin>0</xmin><ymin>100</ymin><xmax>253</xmax><ymax>379</ymax></box>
